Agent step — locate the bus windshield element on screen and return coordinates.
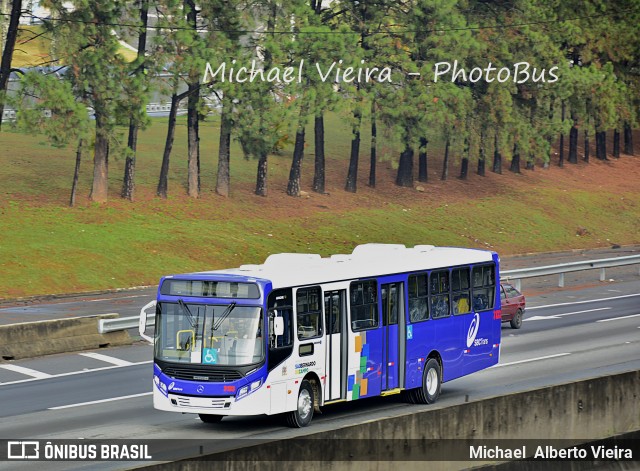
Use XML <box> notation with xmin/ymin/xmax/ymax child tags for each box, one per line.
<box><xmin>155</xmin><ymin>302</ymin><xmax>264</xmax><ymax>366</ymax></box>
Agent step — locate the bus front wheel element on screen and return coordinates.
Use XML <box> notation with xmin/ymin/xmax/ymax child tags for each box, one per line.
<box><xmin>417</xmin><ymin>358</ymin><xmax>441</xmax><ymax>404</ymax></box>
<box><xmin>199</xmin><ymin>414</ymin><xmax>223</xmax><ymax>424</ymax></box>
<box><xmin>286</xmin><ymin>380</ymin><xmax>314</xmax><ymax>428</ymax></box>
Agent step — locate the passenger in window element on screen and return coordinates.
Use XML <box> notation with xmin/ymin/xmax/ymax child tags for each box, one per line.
<box><xmin>454</xmin><ymin>295</ymin><xmax>470</xmax><ymax>314</ymax></box>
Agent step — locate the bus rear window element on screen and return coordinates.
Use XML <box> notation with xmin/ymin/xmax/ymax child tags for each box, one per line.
<box><xmin>161</xmin><ymin>280</ymin><xmax>260</xmax><ymax>299</ymax></box>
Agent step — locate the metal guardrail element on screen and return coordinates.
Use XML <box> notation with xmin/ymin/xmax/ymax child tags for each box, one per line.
<box><xmin>98</xmin><ymin>315</ymin><xmax>154</xmax><ymax>334</ymax></box>
<box><xmin>501</xmin><ymin>254</ymin><xmax>640</xmax><ymax>291</ymax></box>
<box><xmin>98</xmin><ymin>254</ymin><xmax>640</xmax><ymax>333</ymax></box>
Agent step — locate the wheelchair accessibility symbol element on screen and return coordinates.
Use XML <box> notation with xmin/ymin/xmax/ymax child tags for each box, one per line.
<box><xmin>203</xmin><ymin>348</ymin><xmax>218</xmax><ymax>364</ymax></box>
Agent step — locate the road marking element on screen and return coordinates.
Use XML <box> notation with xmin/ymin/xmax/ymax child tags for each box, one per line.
<box><xmin>0</xmin><ymin>360</ymin><xmax>152</xmax><ymax>387</ymax></box>
<box><xmin>528</xmin><ymin>293</ymin><xmax>640</xmax><ymax>310</ymax></box>
<box><xmin>524</xmin><ymin>315</ymin><xmax>559</xmax><ymax>321</ymax></box>
<box><xmin>596</xmin><ymin>313</ymin><xmax>640</xmax><ymax>323</ymax></box>
<box><xmin>79</xmin><ymin>352</ymin><xmax>133</xmax><ymax>366</ymax></box>
<box><xmin>493</xmin><ymin>353</ymin><xmax>571</xmax><ymax>368</ymax></box>
<box><xmin>556</xmin><ymin>307</ymin><xmax>612</xmax><ymax>317</ymax></box>
<box><xmin>49</xmin><ymin>392</ymin><xmax>152</xmax><ymax>410</ymax></box>
<box><xmin>0</xmin><ymin>364</ymin><xmax>52</xmax><ymax>379</ymax></box>
<box><xmin>524</xmin><ymin>308</ymin><xmax>617</xmax><ymax>322</ymax></box>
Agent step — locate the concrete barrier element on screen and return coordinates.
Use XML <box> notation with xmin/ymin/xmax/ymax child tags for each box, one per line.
<box><xmin>0</xmin><ymin>314</ymin><xmax>132</xmax><ymax>361</ymax></box>
<box><xmin>134</xmin><ymin>370</ymin><xmax>640</xmax><ymax>470</ymax></box>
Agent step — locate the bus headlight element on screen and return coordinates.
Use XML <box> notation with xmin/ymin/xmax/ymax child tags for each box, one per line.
<box><xmin>236</xmin><ymin>379</ymin><xmax>262</xmax><ymax>400</ymax></box>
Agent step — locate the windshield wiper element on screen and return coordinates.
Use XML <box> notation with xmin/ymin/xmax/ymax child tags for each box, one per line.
<box><xmin>213</xmin><ymin>302</ymin><xmax>237</xmax><ymax>331</ymax></box>
<box><xmin>177</xmin><ymin>298</ymin><xmax>197</xmax><ymax>328</ymax></box>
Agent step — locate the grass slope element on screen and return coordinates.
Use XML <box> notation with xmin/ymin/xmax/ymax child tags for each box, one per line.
<box><xmin>0</xmin><ymin>113</ymin><xmax>638</xmax><ymax>299</ymax></box>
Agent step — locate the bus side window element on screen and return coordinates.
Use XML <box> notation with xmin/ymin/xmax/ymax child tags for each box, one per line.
<box><xmin>452</xmin><ymin>267</ymin><xmax>471</xmax><ymax>315</ymax></box>
<box><xmin>472</xmin><ymin>264</ymin><xmax>496</xmax><ymax>311</ymax></box>
<box><xmin>296</xmin><ymin>286</ymin><xmax>323</xmax><ymax>340</ymax></box>
<box><xmin>350</xmin><ymin>280</ymin><xmax>378</xmax><ymax>331</ymax></box>
<box><xmin>430</xmin><ymin>270</ymin><xmax>450</xmax><ymax>319</ymax></box>
<box><xmin>408</xmin><ymin>273</ymin><xmax>429</xmax><ymax>322</ymax></box>
<box><xmin>267</xmin><ymin>289</ymin><xmax>294</xmax><ymax>349</ymax></box>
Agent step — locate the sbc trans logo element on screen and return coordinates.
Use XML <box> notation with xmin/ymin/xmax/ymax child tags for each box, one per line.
<box><xmin>467</xmin><ymin>313</ymin><xmax>480</xmax><ymax>348</ymax></box>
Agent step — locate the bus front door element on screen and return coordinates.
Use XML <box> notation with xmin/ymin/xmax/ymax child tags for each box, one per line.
<box><xmin>381</xmin><ymin>282</ymin><xmax>404</xmax><ymax>391</ymax></box>
<box><xmin>324</xmin><ymin>290</ymin><xmax>347</xmax><ymax>401</ymax></box>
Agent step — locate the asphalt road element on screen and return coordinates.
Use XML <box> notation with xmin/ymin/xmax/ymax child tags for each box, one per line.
<box><xmin>0</xmin><ymin>279</ymin><xmax>638</xmax><ymax>471</ymax></box>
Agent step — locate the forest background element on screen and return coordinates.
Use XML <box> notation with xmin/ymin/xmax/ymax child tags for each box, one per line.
<box><xmin>0</xmin><ymin>0</ymin><xmax>638</xmax><ymax>298</ymax></box>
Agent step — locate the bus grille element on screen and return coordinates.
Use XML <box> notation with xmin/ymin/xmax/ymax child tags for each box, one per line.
<box><xmin>175</xmin><ymin>396</ymin><xmax>228</xmax><ymax>409</ymax></box>
<box><xmin>162</xmin><ymin>366</ymin><xmax>243</xmax><ymax>382</ymax></box>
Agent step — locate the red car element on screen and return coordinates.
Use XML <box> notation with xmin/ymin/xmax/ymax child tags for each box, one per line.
<box><xmin>500</xmin><ymin>282</ymin><xmax>525</xmax><ymax>329</ymax></box>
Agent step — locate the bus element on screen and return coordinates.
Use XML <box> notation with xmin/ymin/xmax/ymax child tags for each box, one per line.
<box><xmin>139</xmin><ymin>244</ymin><xmax>501</xmax><ymax>427</ymax></box>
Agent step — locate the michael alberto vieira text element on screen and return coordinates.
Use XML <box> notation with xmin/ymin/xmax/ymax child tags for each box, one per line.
<box><xmin>202</xmin><ymin>59</ymin><xmax>559</xmax><ymax>85</ymax></box>
<box><xmin>470</xmin><ymin>445</ymin><xmax>633</xmax><ymax>460</ymax></box>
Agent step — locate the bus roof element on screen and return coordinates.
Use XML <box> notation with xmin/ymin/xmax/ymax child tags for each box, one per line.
<box><xmin>186</xmin><ymin>244</ymin><xmax>497</xmax><ymax>290</ymax></box>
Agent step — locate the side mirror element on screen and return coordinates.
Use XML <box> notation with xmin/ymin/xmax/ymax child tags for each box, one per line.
<box><xmin>139</xmin><ymin>300</ymin><xmax>156</xmax><ymax>344</ymax></box>
<box><xmin>274</xmin><ymin>316</ymin><xmax>284</xmax><ymax>336</ymax></box>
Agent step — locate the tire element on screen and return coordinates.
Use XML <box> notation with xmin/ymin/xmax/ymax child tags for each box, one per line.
<box><xmin>510</xmin><ymin>309</ymin><xmax>523</xmax><ymax>329</ymax></box>
<box><xmin>414</xmin><ymin>358</ymin><xmax>442</xmax><ymax>404</ymax></box>
<box><xmin>198</xmin><ymin>414</ymin><xmax>223</xmax><ymax>424</ymax></box>
<box><xmin>401</xmin><ymin>389</ymin><xmax>417</xmax><ymax>404</ymax></box>
<box><xmin>286</xmin><ymin>380</ymin><xmax>314</xmax><ymax>428</ymax></box>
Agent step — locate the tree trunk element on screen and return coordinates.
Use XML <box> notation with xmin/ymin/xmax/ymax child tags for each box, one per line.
<box><xmin>69</xmin><ymin>138</ymin><xmax>84</xmax><ymax>207</ymax></box>
<box><xmin>441</xmin><ymin>137</ymin><xmax>450</xmax><ymax>181</ymax></box>
<box><xmin>287</xmin><ymin>118</ymin><xmax>305</xmax><ymax>197</ymax></box>
<box><xmin>157</xmin><ymin>93</ymin><xmax>179</xmax><ymax>198</ymax></box>
<box><xmin>185</xmin><ymin>0</ymin><xmax>199</xmax><ymax>198</ymax></box>
<box><xmin>368</xmin><ymin>101</ymin><xmax>377</xmax><ymax>188</ymax></box>
<box><xmin>312</xmin><ymin>111</ymin><xmax>325</xmax><ymax>193</ymax></box>
<box><xmin>90</xmin><ymin>110</ymin><xmax>109</xmax><ymax>203</ymax></box>
<box><xmin>596</xmin><ymin>130</ymin><xmax>607</xmax><ymax>160</ymax></box>
<box><xmin>395</xmin><ymin>144</ymin><xmax>413</xmax><ymax>187</ymax></box>
<box><xmin>0</xmin><ymin>0</ymin><xmax>21</xmax><ymax>132</ymax></box>
<box><xmin>624</xmin><ymin>122</ymin><xmax>634</xmax><ymax>155</ymax></box>
<box><xmin>509</xmin><ymin>142</ymin><xmax>521</xmax><ymax>173</ymax></box>
<box><xmin>196</xmin><ymin>113</ymin><xmax>201</xmax><ymax>192</ymax></box>
<box><xmin>345</xmin><ymin>110</ymin><xmax>361</xmax><ymax>193</ymax></box>
<box><xmin>418</xmin><ymin>137</ymin><xmax>428</xmax><ymax>182</ymax></box>
<box><xmin>215</xmin><ymin>98</ymin><xmax>232</xmax><ymax>197</ymax></box>
<box><xmin>492</xmin><ymin>132</ymin><xmax>502</xmax><ymax>174</ymax></box>
<box><xmin>477</xmin><ymin>130</ymin><xmax>485</xmax><ymax>176</ymax></box>
<box><xmin>255</xmin><ymin>151</ymin><xmax>268</xmax><ymax>196</ymax></box>
<box><xmin>558</xmin><ymin>100</ymin><xmax>565</xmax><ymax>167</ymax></box>
<box><xmin>120</xmin><ymin>0</ymin><xmax>149</xmax><ymax>201</ymax></box>
<box><xmin>526</xmin><ymin>154</ymin><xmax>535</xmax><ymax>170</ymax></box>
<box><xmin>613</xmin><ymin>128</ymin><xmax>620</xmax><ymax>158</ymax></box>
<box><xmin>187</xmin><ymin>80</ymin><xmax>199</xmax><ymax>197</ymax></box>
<box><xmin>583</xmin><ymin>129</ymin><xmax>590</xmax><ymax>163</ymax></box>
<box><xmin>121</xmin><ymin>120</ymin><xmax>137</xmax><ymax>200</ymax></box>
<box><xmin>601</xmin><ymin>131</ymin><xmax>607</xmax><ymax>159</ymax></box>
<box><xmin>568</xmin><ymin>117</ymin><xmax>578</xmax><ymax>164</ymax></box>
<box><xmin>459</xmin><ymin>137</ymin><xmax>469</xmax><ymax>180</ymax></box>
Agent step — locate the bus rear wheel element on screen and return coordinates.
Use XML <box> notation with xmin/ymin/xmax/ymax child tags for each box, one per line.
<box><xmin>286</xmin><ymin>380</ymin><xmax>314</xmax><ymax>428</ymax></box>
<box><xmin>199</xmin><ymin>414</ymin><xmax>223</xmax><ymax>424</ymax></box>
<box><xmin>416</xmin><ymin>358</ymin><xmax>441</xmax><ymax>404</ymax></box>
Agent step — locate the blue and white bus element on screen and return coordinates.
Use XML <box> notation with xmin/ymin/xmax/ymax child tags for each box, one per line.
<box><xmin>139</xmin><ymin>244</ymin><xmax>501</xmax><ymax>427</ymax></box>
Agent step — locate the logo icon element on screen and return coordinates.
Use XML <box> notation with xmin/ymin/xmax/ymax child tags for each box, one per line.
<box><xmin>8</xmin><ymin>441</ymin><xmax>39</xmax><ymax>460</ymax></box>
<box><xmin>197</xmin><ymin>385</ymin><xmax>205</xmax><ymax>393</ymax></box>
<box><xmin>467</xmin><ymin>313</ymin><xmax>480</xmax><ymax>348</ymax></box>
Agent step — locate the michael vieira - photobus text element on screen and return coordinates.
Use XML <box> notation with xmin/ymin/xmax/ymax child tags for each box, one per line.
<box><xmin>202</xmin><ymin>59</ymin><xmax>558</xmax><ymax>85</ymax></box>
